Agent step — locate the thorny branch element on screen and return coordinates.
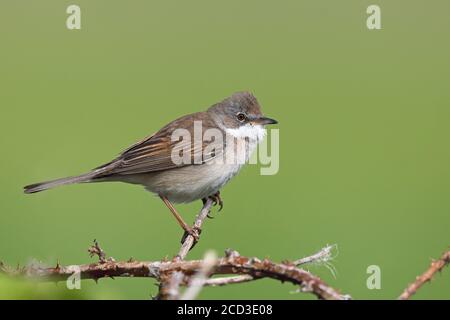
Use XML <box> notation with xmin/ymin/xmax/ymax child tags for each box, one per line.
<box><xmin>0</xmin><ymin>196</ymin><xmax>348</xmax><ymax>301</ymax></box>
<box><xmin>1</xmin><ymin>196</ymin><xmax>447</xmax><ymax>300</ymax></box>
<box><xmin>398</xmin><ymin>249</ymin><xmax>450</xmax><ymax>300</ymax></box>
<box><xmin>1</xmin><ymin>246</ymin><xmax>348</xmax><ymax>300</ymax></box>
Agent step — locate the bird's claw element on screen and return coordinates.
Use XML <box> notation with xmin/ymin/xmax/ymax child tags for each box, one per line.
<box><xmin>210</xmin><ymin>192</ymin><xmax>224</xmax><ymax>212</ymax></box>
<box><xmin>180</xmin><ymin>226</ymin><xmax>201</xmax><ymax>245</ymax></box>
<box><xmin>202</xmin><ymin>192</ymin><xmax>223</xmax><ymax>219</ymax></box>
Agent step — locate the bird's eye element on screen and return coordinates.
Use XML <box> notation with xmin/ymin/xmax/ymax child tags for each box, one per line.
<box><xmin>236</xmin><ymin>113</ymin><xmax>247</xmax><ymax>122</ymax></box>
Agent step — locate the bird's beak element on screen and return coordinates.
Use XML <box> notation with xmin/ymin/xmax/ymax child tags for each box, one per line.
<box><xmin>254</xmin><ymin>116</ymin><xmax>278</xmax><ymax>125</ymax></box>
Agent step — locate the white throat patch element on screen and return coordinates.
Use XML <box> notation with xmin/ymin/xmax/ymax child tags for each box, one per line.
<box><xmin>225</xmin><ymin>124</ymin><xmax>266</xmax><ymax>142</ymax></box>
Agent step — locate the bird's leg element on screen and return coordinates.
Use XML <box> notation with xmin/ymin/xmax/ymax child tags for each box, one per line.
<box><xmin>160</xmin><ymin>195</ymin><xmax>200</xmax><ymax>242</ymax></box>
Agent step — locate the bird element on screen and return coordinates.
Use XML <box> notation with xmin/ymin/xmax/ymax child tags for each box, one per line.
<box><xmin>24</xmin><ymin>92</ymin><xmax>278</xmax><ymax>241</ymax></box>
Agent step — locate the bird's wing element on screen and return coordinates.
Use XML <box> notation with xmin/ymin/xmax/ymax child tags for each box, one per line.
<box><xmin>95</xmin><ymin>112</ymin><xmax>224</xmax><ymax>176</ymax></box>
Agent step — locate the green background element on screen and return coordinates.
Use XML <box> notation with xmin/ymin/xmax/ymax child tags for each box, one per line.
<box><xmin>1</xmin><ymin>0</ymin><xmax>449</xmax><ymax>299</ymax></box>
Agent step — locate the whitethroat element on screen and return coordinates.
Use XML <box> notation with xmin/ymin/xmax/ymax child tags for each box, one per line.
<box><xmin>24</xmin><ymin>92</ymin><xmax>278</xmax><ymax>242</ymax></box>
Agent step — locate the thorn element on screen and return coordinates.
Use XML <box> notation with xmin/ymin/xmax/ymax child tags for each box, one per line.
<box><xmin>225</xmin><ymin>248</ymin><xmax>240</xmax><ymax>259</ymax></box>
<box><xmin>250</xmin><ymin>257</ymin><xmax>262</xmax><ymax>264</ymax></box>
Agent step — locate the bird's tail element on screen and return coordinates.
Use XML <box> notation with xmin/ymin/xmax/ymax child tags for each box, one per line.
<box><xmin>24</xmin><ymin>172</ymin><xmax>98</xmax><ymax>194</ymax></box>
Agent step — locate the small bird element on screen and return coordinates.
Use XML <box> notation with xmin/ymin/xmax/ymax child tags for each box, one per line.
<box><xmin>24</xmin><ymin>92</ymin><xmax>277</xmax><ymax>241</ymax></box>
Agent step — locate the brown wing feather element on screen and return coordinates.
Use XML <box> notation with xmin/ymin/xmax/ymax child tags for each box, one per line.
<box><xmin>94</xmin><ymin>112</ymin><xmax>222</xmax><ymax>177</ymax></box>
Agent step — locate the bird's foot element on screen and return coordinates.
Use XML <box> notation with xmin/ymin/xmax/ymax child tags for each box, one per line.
<box><xmin>180</xmin><ymin>226</ymin><xmax>201</xmax><ymax>244</ymax></box>
<box><xmin>203</xmin><ymin>192</ymin><xmax>223</xmax><ymax>218</ymax></box>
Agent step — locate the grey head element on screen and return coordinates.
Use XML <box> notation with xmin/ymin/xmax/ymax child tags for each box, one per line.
<box><xmin>207</xmin><ymin>91</ymin><xmax>278</xmax><ymax>130</ymax></box>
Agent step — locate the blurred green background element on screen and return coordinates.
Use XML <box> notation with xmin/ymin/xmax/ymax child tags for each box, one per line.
<box><xmin>0</xmin><ymin>0</ymin><xmax>449</xmax><ymax>299</ymax></box>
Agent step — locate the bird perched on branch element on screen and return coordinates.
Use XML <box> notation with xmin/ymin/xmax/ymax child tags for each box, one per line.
<box><xmin>24</xmin><ymin>92</ymin><xmax>278</xmax><ymax>242</ymax></box>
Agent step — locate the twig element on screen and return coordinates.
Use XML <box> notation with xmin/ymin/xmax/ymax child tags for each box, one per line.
<box><xmin>177</xmin><ymin>198</ymin><xmax>215</xmax><ymax>260</ymax></box>
<box><xmin>398</xmin><ymin>250</ymin><xmax>450</xmax><ymax>300</ymax></box>
<box><xmin>2</xmin><ymin>249</ymin><xmax>348</xmax><ymax>300</ymax></box>
<box><xmin>203</xmin><ymin>275</ymin><xmax>256</xmax><ymax>287</ymax></box>
<box><xmin>88</xmin><ymin>240</ymin><xmax>115</xmax><ymax>263</ymax></box>
<box><xmin>294</xmin><ymin>244</ymin><xmax>337</xmax><ymax>266</ymax></box>
<box><xmin>181</xmin><ymin>250</ymin><xmax>217</xmax><ymax>300</ymax></box>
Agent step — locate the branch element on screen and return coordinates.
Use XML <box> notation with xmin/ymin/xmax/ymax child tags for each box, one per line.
<box><xmin>2</xmin><ymin>248</ymin><xmax>349</xmax><ymax>300</ymax></box>
<box><xmin>0</xmin><ymin>199</ymin><xmax>349</xmax><ymax>300</ymax></box>
<box><xmin>177</xmin><ymin>198</ymin><xmax>215</xmax><ymax>260</ymax></box>
<box><xmin>398</xmin><ymin>249</ymin><xmax>450</xmax><ymax>300</ymax></box>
